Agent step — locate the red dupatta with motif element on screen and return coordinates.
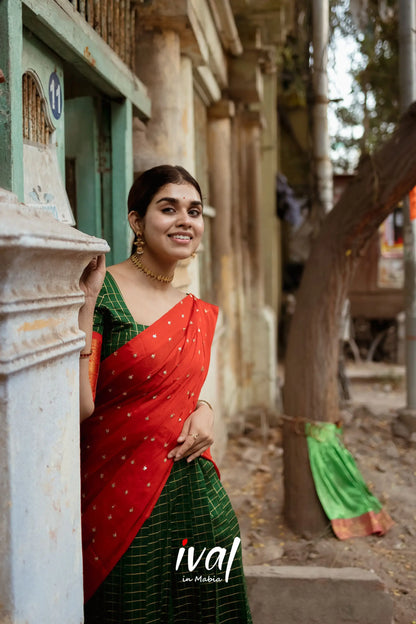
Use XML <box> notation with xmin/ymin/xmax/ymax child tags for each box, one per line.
<box><xmin>81</xmin><ymin>294</ymin><xmax>218</xmax><ymax>601</ymax></box>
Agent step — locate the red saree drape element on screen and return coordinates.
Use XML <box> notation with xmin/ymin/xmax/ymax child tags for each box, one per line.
<box><xmin>81</xmin><ymin>294</ymin><xmax>218</xmax><ymax>601</ymax></box>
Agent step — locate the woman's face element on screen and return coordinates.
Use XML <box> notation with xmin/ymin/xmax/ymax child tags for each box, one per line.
<box><xmin>131</xmin><ymin>183</ymin><xmax>204</xmax><ymax>263</ymax></box>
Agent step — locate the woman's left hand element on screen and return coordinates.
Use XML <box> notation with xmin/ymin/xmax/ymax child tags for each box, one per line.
<box><xmin>167</xmin><ymin>403</ymin><xmax>214</xmax><ymax>462</ymax></box>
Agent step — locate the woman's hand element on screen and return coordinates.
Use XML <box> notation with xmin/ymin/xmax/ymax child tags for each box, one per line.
<box><xmin>80</xmin><ymin>254</ymin><xmax>106</xmax><ymax>302</ymax></box>
<box><xmin>167</xmin><ymin>402</ymin><xmax>214</xmax><ymax>463</ymax></box>
<box><xmin>78</xmin><ymin>255</ymin><xmax>106</xmax><ymax>422</ymax></box>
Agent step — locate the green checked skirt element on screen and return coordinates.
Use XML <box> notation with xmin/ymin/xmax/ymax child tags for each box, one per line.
<box><xmin>84</xmin><ymin>458</ymin><xmax>252</xmax><ymax>624</ymax></box>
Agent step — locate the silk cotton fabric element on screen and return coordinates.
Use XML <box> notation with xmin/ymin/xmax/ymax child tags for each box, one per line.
<box><xmin>84</xmin><ymin>458</ymin><xmax>253</xmax><ymax>624</ymax></box>
<box><xmin>81</xmin><ymin>283</ymin><xmax>218</xmax><ymax>600</ymax></box>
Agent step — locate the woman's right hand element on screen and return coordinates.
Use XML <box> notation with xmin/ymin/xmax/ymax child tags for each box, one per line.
<box><xmin>79</xmin><ymin>255</ymin><xmax>106</xmax><ymax>422</ymax></box>
<box><xmin>80</xmin><ymin>254</ymin><xmax>106</xmax><ymax>302</ymax></box>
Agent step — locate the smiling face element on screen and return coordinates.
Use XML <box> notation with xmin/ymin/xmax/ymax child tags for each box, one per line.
<box><xmin>129</xmin><ymin>183</ymin><xmax>204</xmax><ymax>265</ymax></box>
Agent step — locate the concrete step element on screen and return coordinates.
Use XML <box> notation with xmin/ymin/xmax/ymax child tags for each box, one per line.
<box><xmin>245</xmin><ymin>565</ymin><xmax>393</xmax><ymax>624</ymax></box>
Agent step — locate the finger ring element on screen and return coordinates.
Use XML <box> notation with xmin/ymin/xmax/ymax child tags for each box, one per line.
<box><xmin>189</xmin><ymin>433</ymin><xmax>199</xmax><ymax>440</ymax></box>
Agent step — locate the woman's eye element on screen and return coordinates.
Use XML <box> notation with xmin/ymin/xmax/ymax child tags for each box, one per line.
<box><xmin>162</xmin><ymin>207</ymin><xmax>175</xmax><ymax>213</ymax></box>
<box><xmin>189</xmin><ymin>209</ymin><xmax>202</xmax><ymax>217</ymax></box>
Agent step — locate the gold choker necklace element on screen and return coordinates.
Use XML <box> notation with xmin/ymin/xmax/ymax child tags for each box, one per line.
<box><xmin>130</xmin><ymin>254</ymin><xmax>174</xmax><ymax>283</ymax></box>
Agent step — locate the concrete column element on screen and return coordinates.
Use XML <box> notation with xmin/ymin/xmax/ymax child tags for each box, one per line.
<box><xmin>133</xmin><ymin>30</ymin><xmax>200</xmax><ymax>296</ymax></box>
<box><xmin>0</xmin><ymin>190</ymin><xmax>108</xmax><ymax>623</ymax></box>
<box><xmin>243</xmin><ymin>112</ymin><xmax>264</xmax><ymax>304</ymax></box>
<box><xmin>179</xmin><ymin>55</ymin><xmax>196</xmax><ymax>174</ymax></box>
<box><xmin>237</xmin><ymin>109</ymin><xmax>277</xmax><ymax>410</ymax></box>
<box><xmin>208</xmin><ymin>101</ymin><xmax>234</xmax><ymax>307</ymax></box>
<box><xmin>176</xmin><ymin>54</ymin><xmax>201</xmax><ymax>296</ymax></box>
<box><xmin>230</xmin><ymin>111</ymin><xmax>250</xmax><ymax>409</ymax></box>
<box><xmin>208</xmin><ymin>100</ymin><xmax>239</xmax><ymax>443</ymax></box>
<box><xmin>133</xmin><ymin>29</ymin><xmax>182</xmax><ymax>170</ymax></box>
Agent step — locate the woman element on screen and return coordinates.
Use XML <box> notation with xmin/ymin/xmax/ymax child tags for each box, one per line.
<box><xmin>79</xmin><ymin>165</ymin><xmax>252</xmax><ymax>623</ymax></box>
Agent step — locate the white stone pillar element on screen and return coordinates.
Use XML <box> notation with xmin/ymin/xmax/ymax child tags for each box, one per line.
<box><xmin>0</xmin><ymin>190</ymin><xmax>108</xmax><ymax>623</ymax></box>
<box><xmin>133</xmin><ymin>30</ymin><xmax>200</xmax><ymax>296</ymax></box>
<box><xmin>237</xmin><ymin>110</ymin><xmax>278</xmax><ymax>411</ymax></box>
<box><xmin>208</xmin><ymin>100</ymin><xmax>240</xmax><ymax>436</ymax></box>
<box><xmin>133</xmin><ymin>29</ymin><xmax>182</xmax><ymax>171</ymax></box>
<box><xmin>179</xmin><ymin>55</ymin><xmax>196</xmax><ymax>174</ymax></box>
<box><xmin>177</xmin><ymin>54</ymin><xmax>200</xmax><ymax>296</ymax></box>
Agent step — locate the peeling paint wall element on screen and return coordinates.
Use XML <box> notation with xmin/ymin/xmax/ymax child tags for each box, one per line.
<box><xmin>0</xmin><ymin>190</ymin><xmax>108</xmax><ymax>623</ymax></box>
<box><xmin>131</xmin><ymin>0</ymin><xmax>286</xmax><ymax>453</ymax></box>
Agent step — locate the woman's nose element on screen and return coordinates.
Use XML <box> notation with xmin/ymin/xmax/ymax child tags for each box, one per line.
<box><xmin>176</xmin><ymin>209</ymin><xmax>192</xmax><ymax>226</ymax></box>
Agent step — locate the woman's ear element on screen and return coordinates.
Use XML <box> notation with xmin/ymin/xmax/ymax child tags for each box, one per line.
<box><xmin>128</xmin><ymin>210</ymin><xmax>143</xmax><ymax>235</ymax></box>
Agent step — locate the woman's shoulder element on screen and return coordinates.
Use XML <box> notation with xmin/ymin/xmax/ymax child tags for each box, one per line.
<box><xmin>99</xmin><ymin>258</ymin><xmax>133</xmax><ymax>292</ymax></box>
<box><xmin>188</xmin><ymin>293</ymin><xmax>219</xmax><ymax>319</ymax></box>
<box><xmin>96</xmin><ymin>270</ymin><xmax>119</xmax><ymax>299</ymax></box>
<box><xmin>187</xmin><ymin>291</ymin><xmax>216</xmax><ymax>306</ymax></box>
<box><xmin>95</xmin><ymin>271</ymin><xmax>125</xmax><ymax>316</ymax></box>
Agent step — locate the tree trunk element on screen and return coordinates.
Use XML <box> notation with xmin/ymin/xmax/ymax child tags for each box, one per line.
<box><xmin>283</xmin><ymin>102</ymin><xmax>416</xmax><ymax>536</ymax></box>
<box><xmin>312</xmin><ymin>0</ymin><xmax>333</xmax><ymax>218</ymax></box>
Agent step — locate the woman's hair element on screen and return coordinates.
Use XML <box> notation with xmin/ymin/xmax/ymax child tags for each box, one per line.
<box><xmin>127</xmin><ymin>165</ymin><xmax>203</xmax><ymax>218</ymax></box>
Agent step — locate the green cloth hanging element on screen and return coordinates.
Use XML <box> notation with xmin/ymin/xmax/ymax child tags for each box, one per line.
<box><xmin>306</xmin><ymin>422</ymin><xmax>394</xmax><ymax>539</ymax></box>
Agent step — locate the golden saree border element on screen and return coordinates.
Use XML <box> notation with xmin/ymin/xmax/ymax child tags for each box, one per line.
<box><xmin>88</xmin><ymin>332</ymin><xmax>102</xmax><ymax>402</ymax></box>
<box><xmin>332</xmin><ymin>509</ymin><xmax>395</xmax><ymax>540</ymax></box>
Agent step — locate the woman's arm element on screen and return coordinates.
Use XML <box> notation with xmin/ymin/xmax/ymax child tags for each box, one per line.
<box><xmin>79</xmin><ymin>255</ymin><xmax>106</xmax><ymax>422</ymax></box>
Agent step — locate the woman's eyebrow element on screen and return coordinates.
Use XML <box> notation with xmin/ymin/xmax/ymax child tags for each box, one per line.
<box><xmin>156</xmin><ymin>196</ymin><xmax>202</xmax><ymax>207</ymax></box>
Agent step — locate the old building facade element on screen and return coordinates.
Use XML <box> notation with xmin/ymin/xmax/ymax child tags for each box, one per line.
<box><xmin>0</xmin><ymin>0</ymin><xmax>293</xmax><ymax>620</ymax></box>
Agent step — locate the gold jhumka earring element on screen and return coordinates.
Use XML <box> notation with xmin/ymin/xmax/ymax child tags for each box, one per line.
<box><xmin>134</xmin><ymin>232</ymin><xmax>145</xmax><ymax>255</ymax></box>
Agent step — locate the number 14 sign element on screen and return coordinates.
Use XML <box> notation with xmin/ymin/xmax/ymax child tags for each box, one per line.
<box><xmin>48</xmin><ymin>71</ymin><xmax>62</xmax><ymax>120</ymax></box>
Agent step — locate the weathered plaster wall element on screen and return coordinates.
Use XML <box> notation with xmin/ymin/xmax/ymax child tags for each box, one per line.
<box><xmin>131</xmin><ymin>0</ymin><xmax>282</xmax><ymax>455</ymax></box>
<box><xmin>0</xmin><ymin>189</ymin><xmax>108</xmax><ymax>623</ymax></box>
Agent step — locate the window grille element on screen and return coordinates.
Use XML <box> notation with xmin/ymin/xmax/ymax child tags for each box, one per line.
<box><xmin>66</xmin><ymin>0</ymin><xmax>136</xmax><ymax>69</ymax></box>
<box><xmin>22</xmin><ymin>72</ymin><xmax>54</xmax><ymax>145</ymax></box>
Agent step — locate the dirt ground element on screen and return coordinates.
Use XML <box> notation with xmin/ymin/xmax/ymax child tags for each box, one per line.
<box><xmin>220</xmin><ymin>363</ymin><xmax>416</xmax><ymax>624</ymax></box>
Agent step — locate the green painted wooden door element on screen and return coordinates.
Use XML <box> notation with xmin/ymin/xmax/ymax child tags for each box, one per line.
<box><xmin>65</xmin><ymin>96</ymin><xmax>114</xmax><ymax>263</ymax></box>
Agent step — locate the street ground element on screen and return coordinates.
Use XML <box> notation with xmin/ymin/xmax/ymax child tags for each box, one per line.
<box><xmin>220</xmin><ymin>363</ymin><xmax>416</xmax><ymax>624</ymax></box>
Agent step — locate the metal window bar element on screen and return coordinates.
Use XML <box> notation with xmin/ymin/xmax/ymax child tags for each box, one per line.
<box><xmin>66</xmin><ymin>0</ymin><xmax>135</xmax><ymax>68</ymax></box>
<box><xmin>22</xmin><ymin>72</ymin><xmax>53</xmax><ymax>146</ymax></box>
